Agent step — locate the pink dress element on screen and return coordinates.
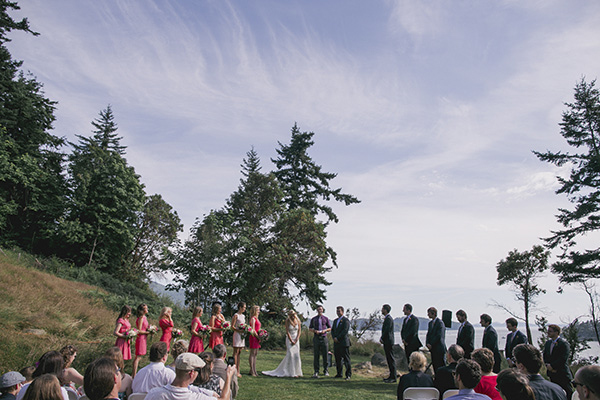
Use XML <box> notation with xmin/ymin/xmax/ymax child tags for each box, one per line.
<box><xmin>115</xmin><ymin>318</ymin><xmax>132</xmax><ymax>360</ymax></box>
<box><xmin>249</xmin><ymin>317</ymin><xmax>261</xmax><ymax>349</ymax></box>
<box><xmin>209</xmin><ymin>318</ymin><xmax>224</xmax><ymax>349</ymax></box>
<box><xmin>135</xmin><ymin>315</ymin><xmax>149</xmax><ymax>356</ymax></box>
<box><xmin>159</xmin><ymin>318</ymin><xmax>174</xmax><ymax>351</ymax></box>
<box><xmin>188</xmin><ymin>317</ymin><xmax>204</xmax><ymax>353</ymax></box>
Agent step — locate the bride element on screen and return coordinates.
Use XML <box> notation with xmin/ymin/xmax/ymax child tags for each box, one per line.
<box><xmin>262</xmin><ymin>310</ymin><xmax>303</xmax><ymax>377</ymax></box>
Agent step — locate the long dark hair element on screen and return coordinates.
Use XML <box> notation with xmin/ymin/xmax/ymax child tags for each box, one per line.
<box><xmin>32</xmin><ymin>351</ymin><xmax>64</xmax><ymax>379</ymax></box>
<box><xmin>496</xmin><ymin>369</ymin><xmax>535</xmax><ymax>400</ymax></box>
<box><xmin>23</xmin><ymin>374</ymin><xmax>62</xmax><ymax>400</ymax></box>
<box><xmin>117</xmin><ymin>305</ymin><xmax>132</xmax><ymax>322</ymax></box>
<box><xmin>136</xmin><ymin>304</ymin><xmax>147</xmax><ymax>318</ymax></box>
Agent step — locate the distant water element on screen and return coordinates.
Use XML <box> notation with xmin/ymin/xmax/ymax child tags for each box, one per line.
<box><xmin>365</xmin><ymin>325</ymin><xmax>599</xmax><ymax>360</ymax></box>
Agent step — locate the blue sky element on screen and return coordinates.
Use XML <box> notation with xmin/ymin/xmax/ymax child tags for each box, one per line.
<box><xmin>8</xmin><ymin>1</ymin><xmax>600</xmax><ymax>325</ymax></box>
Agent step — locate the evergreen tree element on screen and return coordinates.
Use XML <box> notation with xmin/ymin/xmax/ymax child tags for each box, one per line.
<box><xmin>272</xmin><ymin>123</ymin><xmax>360</xmax><ymax>224</ymax></box>
<box><xmin>0</xmin><ymin>1</ymin><xmax>66</xmax><ymax>254</ymax></box>
<box><xmin>60</xmin><ymin>106</ymin><xmax>145</xmax><ymax>276</ymax></box>
<box><xmin>534</xmin><ymin>78</ymin><xmax>600</xmax><ymax>282</ymax></box>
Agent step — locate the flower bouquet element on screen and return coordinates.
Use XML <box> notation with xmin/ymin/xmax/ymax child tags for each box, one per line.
<box><xmin>221</xmin><ymin>321</ymin><xmax>231</xmax><ymax>331</ymax></box>
<box><xmin>198</xmin><ymin>324</ymin><xmax>211</xmax><ymax>335</ymax></box>
<box><xmin>257</xmin><ymin>329</ymin><xmax>269</xmax><ymax>342</ymax></box>
<box><xmin>239</xmin><ymin>323</ymin><xmax>253</xmax><ymax>336</ymax></box>
<box><xmin>147</xmin><ymin>325</ymin><xmax>158</xmax><ymax>335</ymax></box>
<box><xmin>125</xmin><ymin>328</ymin><xmax>138</xmax><ymax>341</ymax></box>
<box><xmin>172</xmin><ymin>329</ymin><xmax>184</xmax><ymax>339</ymax></box>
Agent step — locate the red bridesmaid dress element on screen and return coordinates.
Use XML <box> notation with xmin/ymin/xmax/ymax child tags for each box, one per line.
<box><xmin>115</xmin><ymin>318</ymin><xmax>132</xmax><ymax>360</ymax></box>
<box><xmin>159</xmin><ymin>318</ymin><xmax>174</xmax><ymax>351</ymax></box>
<box><xmin>249</xmin><ymin>317</ymin><xmax>261</xmax><ymax>349</ymax></box>
<box><xmin>188</xmin><ymin>317</ymin><xmax>204</xmax><ymax>353</ymax></box>
<box><xmin>135</xmin><ymin>315</ymin><xmax>148</xmax><ymax>356</ymax></box>
<box><xmin>209</xmin><ymin>318</ymin><xmax>224</xmax><ymax>349</ymax></box>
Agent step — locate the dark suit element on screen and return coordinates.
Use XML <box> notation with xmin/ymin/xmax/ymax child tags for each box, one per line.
<box><xmin>381</xmin><ymin>313</ymin><xmax>396</xmax><ymax>380</ymax></box>
<box><xmin>434</xmin><ymin>362</ymin><xmax>457</xmax><ymax>399</ymax></box>
<box><xmin>543</xmin><ymin>337</ymin><xmax>573</xmax><ymax>399</ymax></box>
<box><xmin>426</xmin><ymin>317</ymin><xmax>446</xmax><ymax>373</ymax></box>
<box><xmin>527</xmin><ymin>374</ymin><xmax>567</xmax><ymax>400</ymax></box>
<box><xmin>482</xmin><ymin>325</ymin><xmax>502</xmax><ymax>373</ymax></box>
<box><xmin>456</xmin><ymin>321</ymin><xmax>474</xmax><ymax>358</ymax></box>
<box><xmin>401</xmin><ymin>314</ymin><xmax>422</xmax><ymax>363</ymax></box>
<box><xmin>397</xmin><ymin>371</ymin><xmax>434</xmax><ymax>400</ymax></box>
<box><xmin>332</xmin><ymin>315</ymin><xmax>351</xmax><ymax>378</ymax></box>
<box><xmin>504</xmin><ymin>330</ymin><xmax>527</xmax><ymax>361</ymax></box>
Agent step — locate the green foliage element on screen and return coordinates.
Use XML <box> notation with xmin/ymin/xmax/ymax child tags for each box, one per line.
<box><xmin>345</xmin><ymin>307</ymin><xmax>383</xmax><ymax>342</ymax></box>
<box><xmin>59</xmin><ymin>106</ymin><xmax>146</xmax><ymax>277</ymax></box>
<box><xmin>534</xmin><ymin>78</ymin><xmax>600</xmax><ymax>282</ymax></box>
<box><xmin>561</xmin><ymin>318</ymin><xmax>590</xmax><ymax>365</ymax></box>
<box><xmin>535</xmin><ymin>315</ymin><xmax>549</xmax><ymax>351</ymax></box>
<box><xmin>172</xmin><ymin>149</ymin><xmax>332</xmax><ymax>314</ymax></box>
<box><xmin>496</xmin><ymin>245</ymin><xmax>550</xmax><ymax>342</ymax></box>
<box><xmin>0</xmin><ymin>1</ymin><xmax>38</xmax><ymax>44</ymax></box>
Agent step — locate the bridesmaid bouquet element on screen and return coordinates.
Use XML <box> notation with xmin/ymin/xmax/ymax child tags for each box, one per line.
<box><xmin>148</xmin><ymin>325</ymin><xmax>158</xmax><ymax>335</ymax></box>
<box><xmin>221</xmin><ymin>321</ymin><xmax>231</xmax><ymax>330</ymax></box>
<box><xmin>198</xmin><ymin>325</ymin><xmax>211</xmax><ymax>335</ymax></box>
<box><xmin>125</xmin><ymin>328</ymin><xmax>138</xmax><ymax>341</ymax></box>
<box><xmin>239</xmin><ymin>323</ymin><xmax>252</xmax><ymax>336</ymax></box>
<box><xmin>173</xmin><ymin>329</ymin><xmax>184</xmax><ymax>338</ymax></box>
<box><xmin>257</xmin><ymin>329</ymin><xmax>269</xmax><ymax>342</ymax></box>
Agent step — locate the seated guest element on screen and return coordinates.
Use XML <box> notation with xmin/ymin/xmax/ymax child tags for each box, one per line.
<box><xmin>448</xmin><ymin>359</ymin><xmax>491</xmax><ymax>400</ymax></box>
<box><xmin>194</xmin><ymin>353</ymin><xmax>223</xmax><ymax>395</ymax></box>
<box><xmin>145</xmin><ymin>353</ymin><xmax>236</xmax><ymax>400</ymax></box>
<box><xmin>131</xmin><ymin>342</ymin><xmax>175</xmax><ymax>393</ymax></box>
<box><xmin>18</xmin><ymin>369</ymin><xmax>34</xmax><ymax>386</ymax></box>
<box><xmin>167</xmin><ymin>341</ymin><xmax>189</xmax><ymax>372</ymax></box>
<box><xmin>22</xmin><ymin>374</ymin><xmax>63</xmax><ymax>400</ymax></box>
<box><xmin>496</xmin><ymin>369</ymin><xmax>535</xmax><ymax>400</ymax></box>
<box><xmin>435</xmin><ymin>345</ymin><xmax>464</xmax><ymax>399</ymax></box>
<box><xmin>59</xmin><ymin>345</ymin><xmax>83</xmax><ymax>388</ymax></box>
<box><xmin>17</xmin><ymin>352</ymin><xmax>69</xmax><ymax>400</ymax></box>
<box><xmin>212</xmin><ymin>345</ymin><xmax>238</xmax><ymax>399</ymax></box>
<box><xmin>573</xmin><ymin>365</ymin><xmax>600</xmax><ymax>400</ymax></box>
<box><xmin>512</xmin><ymin>344</ymin><xmax>566</xmax><ymax>400</ymax></box>
<box><xmin>83</xmin><ymin>358</ymin><xmax>121</xmax><ymax>400</ymax></box>
<box><xmin>0</xmin><ymin>371</ymin><xmax>26</xmax><ymax>400</ymax></box>
<box><xmin>397</xmin><ymin>352</ymin><xmax>434</xmax><ymax>400</ymax></box>
<box><xmin>471</xmin><ymin>348</ymin><xmax>501</xmax><ymax>400</ymax></box>
<box><xmin>104</xmin><ymin>347</ymin><xmax>133</xmax><ymax>400</ymax></box>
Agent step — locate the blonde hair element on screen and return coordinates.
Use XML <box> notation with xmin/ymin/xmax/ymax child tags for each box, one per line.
<box><xmin>409</xmin><ymin>351</ymin><xmax>427</xmax><ymax>372</ymax></box>
<box><xmin>286</xmin><ymin>310</ymin><xmax>299</xmax><ymax>327</ymax></box>
<box><xmin>104</xmin><ymin>347</ymin><xmax>124</xmax><ymax>370</ymax></box>
<box><xmin>249</xmin><ymin>305</ymin><xmax>260</xmax><ymax>319</ymax></box>
<box><xmin>159</xmin><ymin>307</ymin><xmax>172</xmax><ymax>320</ymax></box>
<box><xmin>192</xmin><ymin>306</ymin><xmax>203</xmax><ymax>319</ymax></box>
<box><xmin>211</xmin><ymin>303</ymin><xmax>221</xmax><ymax>316</ymax></box>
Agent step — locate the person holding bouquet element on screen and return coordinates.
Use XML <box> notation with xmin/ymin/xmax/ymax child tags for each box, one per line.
<box><xmin>189</xmin><ymin>306</ymin><xmax>205</xmax><ymax>353</ymax></box>
<box><xmin>132</xmin><ymin>303</ymin><xmax>150</xmax><ymax>377</ymax></box>
<box><xmin>114</xmin><ymin>305</ymin><xmax>133</xmax><ymax>362</ymax></box>
<box><xmin>248</xmin><ymin>305</ymin><xmax>261</xmax><ymax>377</ymax></box>
<box><xmin>231</xmin><ymin>302</ymin><xmax>246</xmax><ymax>377</ymax></box>
<box><xmin>159</xmin><ymin>306</ymin><xmax>174</xmax><ymax>351</ymax></box>
<box><xmin>209</xmin><ymin>303</ymin><xmax>225</xmax><ymax>349</ymax></box>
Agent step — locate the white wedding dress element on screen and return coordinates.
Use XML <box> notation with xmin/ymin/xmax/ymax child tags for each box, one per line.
<box><xmin>262</xmin><ymin>323</ymin><xmax>302</xmax><ymax>377</ymax></box>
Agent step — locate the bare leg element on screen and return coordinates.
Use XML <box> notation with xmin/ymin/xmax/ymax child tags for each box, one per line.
<box><xmin>249</xmin><ymin>349</ymin><xmax>258</xmax><ymax>376</ymax></box>
<box><xmin>132</xmin><ymin>355</ymin><xmax>142</xmax><ymax>377</ymax></box>
<box><xmin>233</xmin><ymin>347</ymin><xmax>242</xmax><ymax>377</ymax></box>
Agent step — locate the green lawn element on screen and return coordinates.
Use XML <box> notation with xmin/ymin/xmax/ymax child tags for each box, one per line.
<box><xmin>232</xmin><ymin>348</ymin><xmax>398</xmax><ymax>400</ymax></box>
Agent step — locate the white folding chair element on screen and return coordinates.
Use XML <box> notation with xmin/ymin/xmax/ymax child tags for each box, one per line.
<box><xmin>128</xmin><ymin>393</ymin><xmax>147</xmax><ymax>400</ymax></box>
<box><xmin>443</xmin><ymin>389</ymin><xmax>459</xmax><ymax>399</ymax></box>
<box><xmin>404</xmin><ymin>387</ymin><xmax>440</xmax><ymax>400</ymax></box>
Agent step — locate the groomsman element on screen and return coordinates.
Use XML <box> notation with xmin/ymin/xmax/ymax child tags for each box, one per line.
<box><xmin>543</xmin><ymin>324</ymin><xmax>573</xmax><ymax>399</ymax></box>
<box><xmin>480</xmin><ymin>313</ymin><xmax>501</xmax><ymax>373</ymax></box>
<box><xmin>426</xmin><ymin>307</ymin><xmax>446</xmax><ymax>373</ymax></box>
<box><xmin>505</xmin><ymin>318</ymin><xmax>527</xmax><ymax>367</ymax></box>
<box><xmin>455</xmin><ymin>310</ymin><xmax>474</xmax><ymax>359</ymax></box>
<box><xmin>401</xmin><ymin>303</ymin><xmax>422</xmax><ymax>364</ymax></box>
<box><xmin>380</xmin><ymin>304</ymin><xmax>397</xmax><ymax>383</ymax></box>
<box><xmin>331</xmin><ymin>306</ymin><xmax>352</xmax><ymax>380</ymax></box>
<box><xmin>309</xmin><ymin>305</ymin><xmax>331</xmax><ymax>378</ymax></box>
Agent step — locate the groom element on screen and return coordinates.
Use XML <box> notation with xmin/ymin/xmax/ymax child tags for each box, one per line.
<box><xmin>331</xmin><ymin>306</ymin><xmax>352</xmax><ymax>380</ymax></box>
<box><xmin>309</xmin><ymin>305</ymin><xmax>331</xmax><ymax>378</ymax></box>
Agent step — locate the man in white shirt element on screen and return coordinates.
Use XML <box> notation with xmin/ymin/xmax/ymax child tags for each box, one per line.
<box><xmin>145</xmin><ymin>353</ymin><xmax>236</xmax><ymax>400</ymax></box>
<box><xmin>132</xmin><ymin>342</ymin><xmax>175</xmax><ymax>393</ymax></box>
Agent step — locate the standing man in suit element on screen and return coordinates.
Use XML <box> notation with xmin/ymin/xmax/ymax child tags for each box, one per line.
<box><xmin>505</xmin><ymin>318</ymin><xmax>527</xmax><ymax>367</ymax></box>
<box><xmin>380</xmin><ymin>304</ymin><xmax>397</xmax><ymax>383</ymax></box>
<box><xmin>309</xmin><ymin>305</ymin><xmax>331</xmax><ymax>378</ymax></box>
<box><xmin>543</xmin><ymin>324</ymin><xmax>573</xmax><ymax>399</ymax></box>
<box><xmin>401</xmin><ymin>303</ymin><xmax>422</xmax><ymax>364</ymax></box>
<box><xmin>455</xmin><ymin>310</ymin><xmax>474</xmax><ymax>359</ymax></box>
<box><xmin>426</xmin><ymin>307</ymin><xmax>446</xmax><ymax>373</ymax></box>
<box><xmin>332</xmin><ymin>306</ymin><xmax>352</xmax><ymax>380</ymax></box>
<box><xmin>479</xmin><ymin>314</ymin><xmax>501</xmax><ymax>373</ymax></box>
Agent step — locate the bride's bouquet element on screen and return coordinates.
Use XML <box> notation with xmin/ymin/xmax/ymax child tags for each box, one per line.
<box><xmin>172</xmin><ymin>328</ymin><xmax>184</xmax><ymax>339</ymax></box>
<box><xmin>257</xmin><ymin>328</ymin><xmax>269</xmax><ymax>342</ymax></box>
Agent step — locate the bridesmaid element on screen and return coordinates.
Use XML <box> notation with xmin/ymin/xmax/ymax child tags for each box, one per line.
<box><xmin>208</xmin><ymin>303</ymin><xmax>225</xmax><ymax>349</ymax></box>
<box><xmin>248</xmin><ymin>305</ymin><xmax>261</xmax><ymax>376</ymax></box>
<box><xmin>231</xmin><ymin>302</ymin><xmax>246</xmax><ymax>377</ymax></box>
<box><xmin>114</xmin><ymin>305</ymin><xmax>132</xmax><ymax>362</ymax></box>
<box><xmin>188</xmin><ymin>306</ymin><xmax>204</xmax><ymax>353</ymax></box>
<box><xmin>132</xmin><ymin>303</ymin><xmax>149</xmax><ymax>377</ymax></box>
<box><xmin>159</xmin><ymin>306</ymin><xmax>174</xmax><ymax>351</ymax></box>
